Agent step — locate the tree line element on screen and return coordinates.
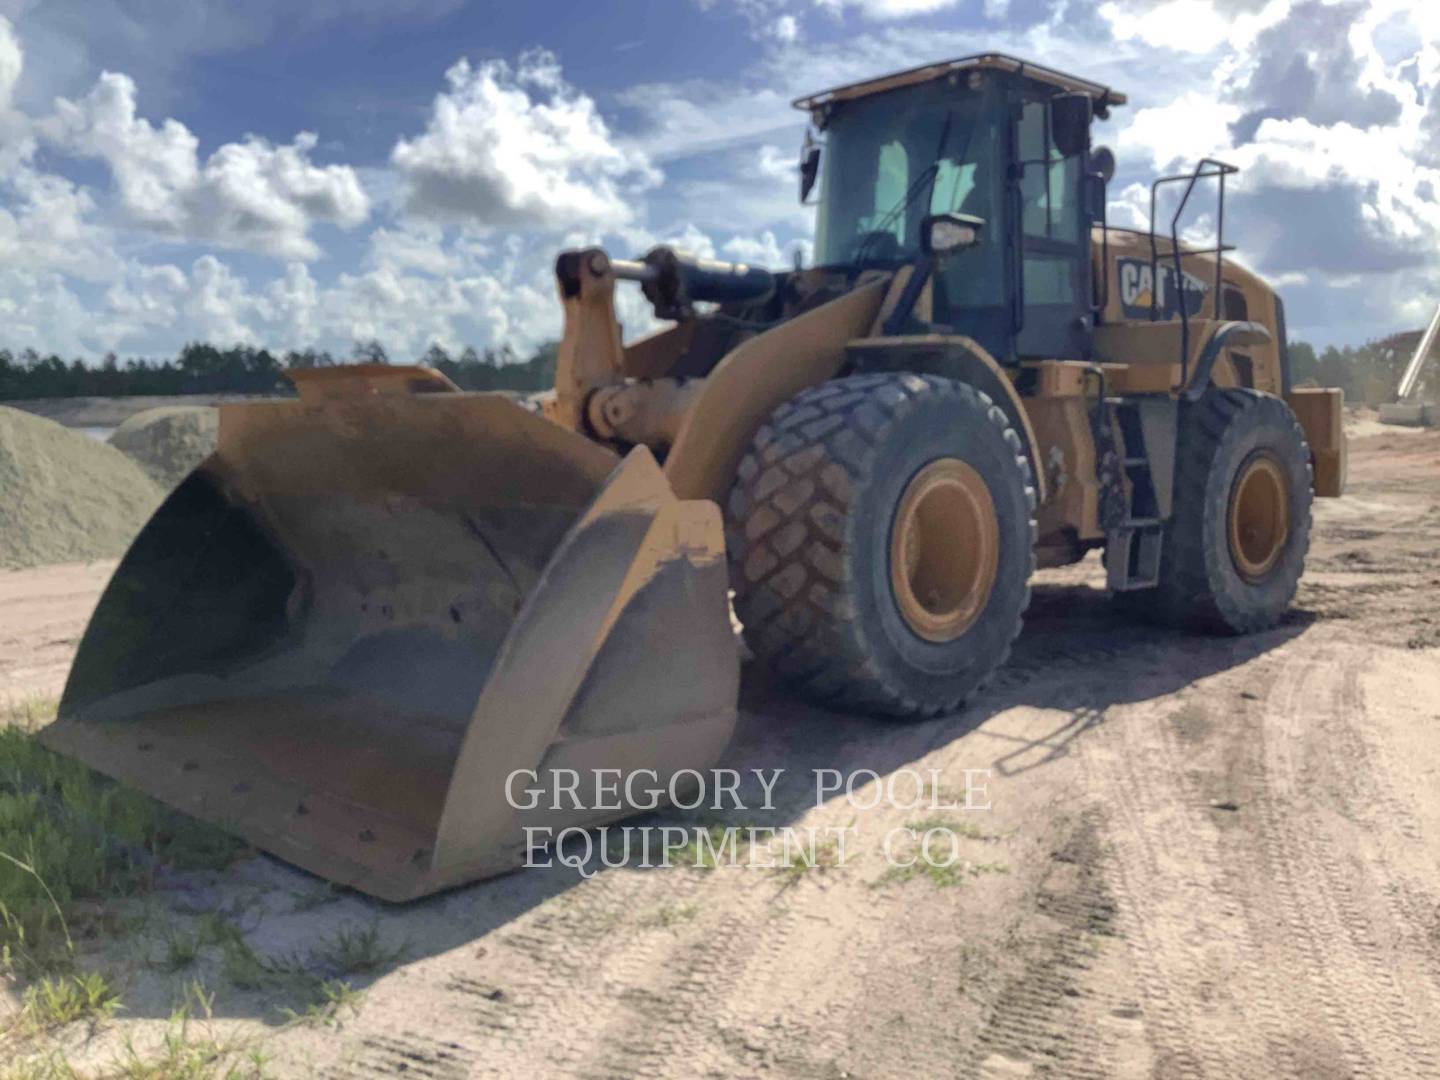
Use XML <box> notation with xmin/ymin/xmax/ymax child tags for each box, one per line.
<box><xmin>1287</xmin><ymin>330</ymin><xmax>1427</xmax><ymax>405</ymax></box>
<box><xmin>0</xmin><ymin>339</ymin><xmax>559</xmax><ymax>400</ymax></box>
<box><xmin>0</xmin><ymin>331</ymin><xmax>1425</xmax><ymax>405</ymax></box>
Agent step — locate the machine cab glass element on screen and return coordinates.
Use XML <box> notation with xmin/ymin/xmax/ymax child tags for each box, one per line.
<box><xmin>811</xmin><ymin>69</ymin><xmax>1095</xmax><ymax>364</ymax></box>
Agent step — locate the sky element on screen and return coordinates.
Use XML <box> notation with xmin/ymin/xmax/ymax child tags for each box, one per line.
<box><xmin>0</xmin><ymin>0</ymin><xmax>1433</xmax><ymax>360</ymax></box>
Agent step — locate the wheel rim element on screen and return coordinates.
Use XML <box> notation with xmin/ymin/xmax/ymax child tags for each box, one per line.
<box><xmin>1228</xmin><ymin>452</ymin><xmax>1290</xmax><ymax>582</ymax></box>
<box><xmin>889</xmin><ymin>458</ymin><xmax>1000</xmax><ymax>643</ymax></box>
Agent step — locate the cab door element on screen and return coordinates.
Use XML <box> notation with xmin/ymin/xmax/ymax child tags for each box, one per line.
<box><xmin>1013</xmin><ymin>97</ymin><xmax>1090</xmax><ymax>360</ymax></box>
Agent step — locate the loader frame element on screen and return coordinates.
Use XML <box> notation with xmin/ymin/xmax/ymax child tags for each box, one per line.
<box><xmin>46</xmin><ymin>52</ymin><xmax>1349</xmax><ymax>901</ymax></box>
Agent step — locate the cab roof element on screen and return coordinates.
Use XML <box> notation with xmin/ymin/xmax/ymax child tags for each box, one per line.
<box><xmin>793</xmin><ymin>53</ymin><xmax>1128</xmax><ymax>115</ymax></box>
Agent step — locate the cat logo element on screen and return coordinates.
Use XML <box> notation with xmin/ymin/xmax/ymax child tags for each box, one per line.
<box><xmin>1118</xmin><ymin>258</ymin><xmax>1209</xmax><ymax>321</ymax></box>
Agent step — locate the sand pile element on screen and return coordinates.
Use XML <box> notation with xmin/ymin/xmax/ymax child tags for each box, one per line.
<box><xmin>107</xmin><ymin>405</ymin><xmax>218</xmax><ymax>489</ymax></box>
<box><xmin>0</xmin><ymin>406</ymin><xmax>163</xmax><ymax>570</ymax></box>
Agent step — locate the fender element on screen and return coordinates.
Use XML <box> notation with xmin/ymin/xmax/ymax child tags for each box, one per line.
<box><xmin>664</xmin><ymin>278</ymin><xmax>890</xmax><ymax>503</ymax></box>
<box><xmin>1184</xmin><ymin>321</ymin><xmax>1272</xmax><ymax>401</ymax></box>
<box><xmin>844</xmin><ymin>334</ymin><xmax>1048</xmax><ymax>504</ymax></box>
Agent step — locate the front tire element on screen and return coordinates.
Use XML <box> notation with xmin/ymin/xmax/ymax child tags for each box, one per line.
<box><xmin>727</xmin><ymin>373</ymin><xmax>1036</xmax><ymax>718</ymax></box>
<box><xmin>1142</xmin><ymin>388</ymin><xmax>1313</xmax><ymax>633</ymax></box>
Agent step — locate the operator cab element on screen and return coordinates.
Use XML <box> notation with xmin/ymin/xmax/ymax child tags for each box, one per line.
<box><xmin>795</xmin><ymin>54</ymin><xmax>1126</xmax><ymax>364</ymax></box>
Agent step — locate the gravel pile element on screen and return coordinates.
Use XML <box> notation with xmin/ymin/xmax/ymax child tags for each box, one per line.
<box><xmin>0</xmin><ymin>406</ymin><xmax>162</xmax><ymax>569</ymax></box>
<box><xmin>107</xmin><ymin>405</ymin><xmax>218</xmax><ymax>490</ymax></box>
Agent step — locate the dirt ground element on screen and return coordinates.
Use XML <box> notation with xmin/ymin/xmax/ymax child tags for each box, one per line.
<box><xmin>1</xmin><ymin>419</ymin><xmax>1437</xmax><ymax>1078</ymax></box>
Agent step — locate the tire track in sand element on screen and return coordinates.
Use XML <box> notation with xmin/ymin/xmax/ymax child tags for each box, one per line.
<box><xmin>1257</xmin><ymin>649</ymin><xmax>1440</xmax><ymax>1078</ymax></box>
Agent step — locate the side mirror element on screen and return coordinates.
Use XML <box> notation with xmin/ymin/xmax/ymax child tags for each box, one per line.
<box><xmin>799</xmin><ymin>132</ymin><xmax>821</xmax><ymax>204</ymax></box>
<box><xmin>1050</xmin><ymin>92</ymin><xmax>1092</xmax><ymax>158</ymax></box>
<box><xmin>1090</xmin><ymin>145</ymin><xmax>1116</xmax><ymax>183</ymax></box>
<box><xmin>922</xmin><ymin>213</ymin><xmax>984</xmax><ymax>257</ymax></box>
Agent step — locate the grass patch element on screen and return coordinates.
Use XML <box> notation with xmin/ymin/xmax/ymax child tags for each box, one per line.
<box><xmin>869</xmin><ymin>818</ymin><xmax>1007</xmax><ymax>888</ymax></box>
<box><xmin>873</xmin><ymin>858</ymin><xmax>1009</xmax><ymax>889</ymax></box>
<box><xmin>0</xmin><ymin>1053</ymin><xmax>76</xmax><ymax>1080</ymax></box>
<box><xmin>148</xmin><ymin>927</ymin><xmax>203</xmax><ymax>974</ymax></box>
<box><xmin>207</xmin><ymin>915</ymin><xmax>397</xmax><ymax>1020</ymax></box>
<box><xmin>2</xmin><ymin>981</ymin><xmax>271</xmax><ymax>1078</ymax></box>
<box><xmin>662</xmin><ymin>824</ymin><xmax>751</xmax><ymax>871</ymax></box>
<box><xmin>111</xmin><ymin>1039</ymin><xmax>269</xmax><ymax>1080</ymax></box>
<box><xmin>0</xmin><ymin>700</ymin><xmax>248</xmax><ymax>978</ymax></box>
<box><xmin>637</xmin><ymin>903</ymin><xmax>699</xmax><ymax>929</ymax></box>
<box><xmin>218</xmin><ymin>937</ymin><xmax>267</xmax><ymax>993</ymax></box>
<box><xmin>17</xmin><ymin>969</ymin><xmax>121</xmax><ymax>1033</ymax></box>
<box><xmin>306</xmin><ymin>922</ymin><xmax>404</xmax><ymax>979</ymax></box>
<box><xmin>902</xmin><ymin>816</ymin><xmax>999</xmax><ymax>840</ymax></box>
<box><xmin>771</xmin><ymin>837</ymin><xmax>844</xmax><ymax>891</ymax></box>
<box><xmin>279</xmin><ymin>979</ymin><xmax>365</xmax><ymax>1027</ymax></box>
<box><xmin>109</xmin><ymin>981</ymin><xmax>268</xmax><ymax>1079</ymax></box>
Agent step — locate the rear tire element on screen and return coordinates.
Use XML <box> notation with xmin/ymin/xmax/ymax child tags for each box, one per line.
<box><xmin>1132</xmin><ymin>388</ymin><xmax>1312</xmax><ymax>633</ymax></box>
<box><xmin>727</xmin><ymin>373</ymin><xmax>1036</xmax><ymax>718</ymax></box>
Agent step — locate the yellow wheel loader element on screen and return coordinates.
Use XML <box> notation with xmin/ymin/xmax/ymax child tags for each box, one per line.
<box><xmin>45</xmin><ymin>54</ymin><xmax>1346</xmax><ymax>900</ymax></box>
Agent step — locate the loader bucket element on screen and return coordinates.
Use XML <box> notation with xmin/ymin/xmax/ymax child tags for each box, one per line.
<box><xmin>44</xmin><ymin>378</ymin><xmax>739</xmax><ymax>900</ymax></box>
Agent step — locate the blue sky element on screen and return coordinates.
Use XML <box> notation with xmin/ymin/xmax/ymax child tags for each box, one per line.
<box><xmin>0</xmin><ymin>0</ymin><xmax>1433</xmax><ymax>360</ymax></box>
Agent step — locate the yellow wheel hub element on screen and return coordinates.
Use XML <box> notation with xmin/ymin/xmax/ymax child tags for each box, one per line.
<box><xmin>1228</xmin><ymin>453</ymin><xmax>1290</xmax><ymax>582</ymax></box>
<box><xmin>889</xmin><ymin>458</ymin><xmax>1000</xmax><ymax>643</ymax></box>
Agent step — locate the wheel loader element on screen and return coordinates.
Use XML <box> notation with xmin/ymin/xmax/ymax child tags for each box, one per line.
<box><xmin>44</xmin><ymin>53</ymin><xmax>1346</xmax><ymax>900</ymax></box>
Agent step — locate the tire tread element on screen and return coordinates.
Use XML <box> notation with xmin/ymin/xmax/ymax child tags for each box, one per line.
<box><xmin>728</xmin><ymin>373</ymin><xmax>1037</xmax><ymax>718</ymax></box>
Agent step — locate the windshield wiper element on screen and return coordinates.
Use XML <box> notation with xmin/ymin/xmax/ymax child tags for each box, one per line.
<box><xmin>852</xmin><ymin>110</ymin><xmax>965</xmax><ymax>267</ymax></box>
<box><xmin>851</xmin><ymin>105</ymin><xmax>987</xmax><ymax>272</ymax></box>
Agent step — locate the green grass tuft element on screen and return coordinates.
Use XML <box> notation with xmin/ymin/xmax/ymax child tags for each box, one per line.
<box><xmin>18</xmin><ymin>969</ymin><xmax>121</xmax><ymax>1032</ymax></box>
<box><xmin>637</xmin><ymin>903</ymin><xmax>699</xmax><ymax>929</ymax></box>
<box><xmin>109</xmin><ymin>981</ymin><xmax>269</xmax><ymax>1079</ymax></box>
<box><xmin>771</xmin><ymin>838</ymin><xmax>844</xmax><ymax>891</ymax></box>
<box><xmin>279</xmin><ymin>979</ymin><xmax>365</xmax><ymax>1027</ymax></box>
<box><xmin>149</xmin><ymin>927</ymin><xmax>203</xmax><ymax>974</ymax></box>
<box><xmin>207</xmin><ymin>915</ymin><xmax>397</xmax><ymax>1021</ymax></box>
<box><xmin>0</xmin><ymin>699</ymin><xmax>248</xmax><ymax>977</ymax></box>
<box><xmin>217</xmin><ymin>937</ymin><xmax>267</xmax><ymax>993</ymax></box>
<box><xmin>902</xmin><ymin>816</ymin><xmax>999</xmax><ymax>841</ymax></box>
<box><xmin>873</xmin><ymin>858</ymin><xmax>1009</xmax><ymax>889</ymax></box>
<box><xmin>0</xmin><ymin>1052</ymin><xmax>78</xmax><ymax>1080</ymax></box>
<box><xmin>306</xmin><ymin>922</ymin><xmax>404</xmax><ymax>979</ymax></box>
<box><xmin>663</xmin><ymin>824</ymin><xmax>748</xmax><ymax>871</ymax></box>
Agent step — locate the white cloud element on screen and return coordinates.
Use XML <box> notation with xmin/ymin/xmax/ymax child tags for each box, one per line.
<box><xmin>0</xmin><ymin>1</ymin><xmax>1434</xmax><ymax>360</ymax></box>
<box><xmin>42</xmin><ymin>71</ymin><xmax>369</xmax><ymax>260</ymax></box>
<box><xmin>654</xmin><ymin>142</ymin><xmax>814</xmax><ymax>239</ymax></box>
<box><xmin>1098</xmin><ymin>0</ymin><xmax>1235</xmax><ymax>53</ymax></box>
<box><xmin>754</xmin><ymin>143</ymin><xmax>796</xmax><ymax>182</ymax></box>
<box><xmin>0</xmin><ymin>267</ymin><xmax>106</xmax><ymax>356</ymax></box>
<box><xmin>723</xmin><ymin>229</ymin><xmax>808</xmax><ymax>268</ymax></box>
<box><xmin>1106</xmin><ymin>0</ymin><xmax>1440</xmax><ymax>340</ymax></box>
<box><xmin>620</xmin><ymin>13</ymin><xmax>1147</xmax><ymax>164</ymax></box>
<box><xmin>186</xmin><ymin>255</ymin><xmax>268</xmax><ymax>344</ymax></box>
<box><xmin>694</xmin><ymin>0</ymin><xmax>962</xmax><ymax>46</ymax></box>
<box><xmin>368</xmin><ymin>222</ymin><xmax>461</xmax><ymax>276</ymax></box>
<box><xmin>1120</xmin><ymin>92</ymin><xmax>1241</xmax><ymax>168</ymax></box>
<box><xmin>99</xmin><ymin>260</ymin><xmax>189</xmax><ymax>348</ymax></box>
<box><xmin>392</xmin><ymin>49</ymin><xmax>660</xmax><ymax>232</ymax></box>
<box><xmin>770</xmin><ymin>14</ymin><xmax>800</xmax><ymax>41</ymax></box>
<box><xmin>814</xmin><ymin>0</ymin><xmax>959</xmax><ymax>16</ymax></box>
<box><xmin>1</xmin><ymin>1</ymin><xmax>466</xmax><ymax>112</ymax></box>
<box><xmin>95</xmin><ymin>233</ymin><xmax>569</xmax><ymax>359</ymax></box>
<box><xmin>0</xmin><ymin>16</ymin><xmax>21</xmax><ymax>112</ymax></box>
<box><xmin>0</xmin><ymin>164</ymin><xmax>118</xmax><ymax>281</ymax></box>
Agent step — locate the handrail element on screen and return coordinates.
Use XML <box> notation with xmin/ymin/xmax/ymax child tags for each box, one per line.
<box><xmin>1147</xmin><ymin>158</ymin><xmax>1240</xmax><ymax>388</ymax></box>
